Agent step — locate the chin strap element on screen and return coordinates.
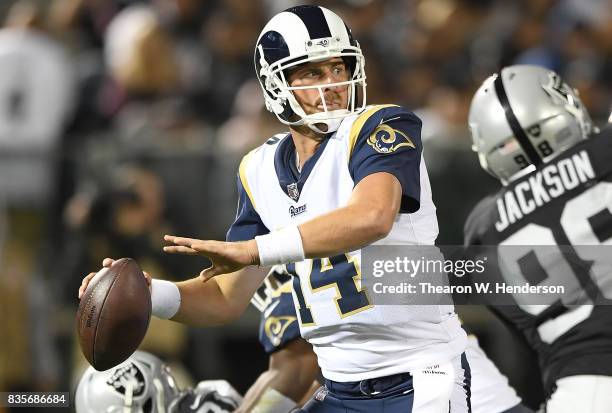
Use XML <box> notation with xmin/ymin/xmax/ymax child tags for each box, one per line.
<box><xmin>304</xmin><ymin>111</ymin><xmax>348</xmax><ymax>134</ymax></box>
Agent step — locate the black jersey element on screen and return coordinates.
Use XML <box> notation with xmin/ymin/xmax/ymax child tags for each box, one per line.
<box><xmin>464</xmin><ymin>127</ymin><xmax>612</xmax><ymax>396</ymax></box>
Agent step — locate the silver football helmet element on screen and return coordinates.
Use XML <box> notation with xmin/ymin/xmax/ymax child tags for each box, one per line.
<box><xmin>254</xmin><ymin>5</ymin><xmax>367</xmax><ymax>134</ymax></box>
<box><xmin>468</xmin><ymin>65</ymin><xmax>594</xmax><ymax>184</ymax></box>
<box><xmin>75</xmin><ymin>351</ymin><xmax>180</xmax><ymax>413</ymax></box>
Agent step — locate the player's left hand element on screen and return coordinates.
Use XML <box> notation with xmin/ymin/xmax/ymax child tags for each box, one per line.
<box><xmin>163</xmin><ymin>235</ymin><xmax>259</xmax><ymax>280</ymax></box>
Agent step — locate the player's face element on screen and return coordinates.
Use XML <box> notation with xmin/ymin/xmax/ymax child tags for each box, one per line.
<box><xmin>287</xmin><ymin>58</ymin><xmax>350</xmax><ymax>116</ymax></box>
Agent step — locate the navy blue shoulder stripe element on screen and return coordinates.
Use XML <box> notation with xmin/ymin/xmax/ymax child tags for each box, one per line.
<box><xmin>286</xmin><ymin>5</ymin><xmax>331</xmax><ymax>39</ymax></box>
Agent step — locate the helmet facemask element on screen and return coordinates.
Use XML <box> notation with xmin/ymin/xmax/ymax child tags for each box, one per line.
<box><xmin>541</xmin><ymin>71</ymin><xmax>594</xmax><ymax>141</ymax></box>
<box><xmin>256</xmin><ymin>38</ymin><xmax>367</xmax><ymax>134</ymax></box>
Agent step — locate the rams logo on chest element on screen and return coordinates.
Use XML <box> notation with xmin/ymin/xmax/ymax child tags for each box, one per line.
<box><xmin>367</xmin><ymin>124</ymin><xmax>415</xmax><ymax>154</ymax></box>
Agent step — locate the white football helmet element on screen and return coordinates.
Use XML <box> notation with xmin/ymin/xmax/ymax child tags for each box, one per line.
<box><xmin>468</xmin><ymin>65</ymin><xmax>594</xmax><ymax>184</ymax></box>
<box><xmin>75</xmin><ymin>351</ymin><xmax>180</xmax><ymax>413</ymax></box>
<box><xmin>254</xmin><ymin>5</ymin><xmax>367</xmax><ymax>134</ymax></box>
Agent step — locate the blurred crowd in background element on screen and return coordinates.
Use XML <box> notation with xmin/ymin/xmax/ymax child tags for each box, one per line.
<box><xmin>0</xmin><ymin>0</ymin><xmax>609</xmax><ymax>410</ymax></box>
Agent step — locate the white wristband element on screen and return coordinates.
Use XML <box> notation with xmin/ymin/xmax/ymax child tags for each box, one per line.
<box><xmin>151</xmin><ymin>279</ymin><xmax>181</xmax><ymax>319</ymax></box>
<box><xmin>251</xmin><ymin>388</ymin><xmax>296</xmax><ymax>413</ymax></box>
<box><xmin>255</xmin><ymin>225</ymin><xmax>305</xmax><ymax>266</ymax></box>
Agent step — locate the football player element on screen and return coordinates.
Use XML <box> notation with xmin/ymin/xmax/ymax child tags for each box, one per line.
<box><xmin>247</xmin><ymin>267</ymin><xmax>532</xmax><ymax>413</ymax></box>
<box><xmin>465</xmin><ymin>64</ymin><xmax>612</xmax><ymax>412</ymax></box>
<box><xmin>81</xmin><ymin>5</ymin><xmax>469</xmax><ymax>412</ymax></box>
<box><xmin>75</xmin><ymin>351</ymin><xmax>243</xmax><ymax>413</ymax></box>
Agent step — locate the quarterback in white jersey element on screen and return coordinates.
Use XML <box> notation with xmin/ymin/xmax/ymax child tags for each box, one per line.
<box><xmin>163</xmin><ymin>5</ymin><xmax>468</xmax><ymax>412</ymax></box>
<box><xmin>230</xmin><ymin>103</ymin><xmax>466</xmax><ymax>382</ymax></box>
<box><xmin>80</xmin><ymin>5</ymin><xmax>468</xmax><ymax>413</ymax></box>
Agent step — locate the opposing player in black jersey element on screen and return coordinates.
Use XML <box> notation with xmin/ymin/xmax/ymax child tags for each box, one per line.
<box><xmin>465</xmin><ymin>64</ymin><xmax>612</xmax><ymax>413</ymax></box>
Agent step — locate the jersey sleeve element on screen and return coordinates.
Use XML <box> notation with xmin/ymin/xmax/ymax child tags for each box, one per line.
<box><xmin>348</xmin><ymin>106</ymin><xmax>423</xmax><ymax>213</ymax></box>
<box><xmin>258</xmin><ymin>291</ymin><xmax>300</xmax><ymax>354</ymax></box>
<box><xmin>463</xmin><ymin>195</ymin><xmax>497</xmax><ymax>247</ymax></box>
<box><xmin>226</xmin><ymin>171</ymin><xmax>269</xmax><ymax>242</ymax></box>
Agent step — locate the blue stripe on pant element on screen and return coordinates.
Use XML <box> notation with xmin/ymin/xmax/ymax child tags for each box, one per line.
<box><xmin>462</xmin><ymin>352</ymin><xmax>472</xmax><ymax>413</ymax></box>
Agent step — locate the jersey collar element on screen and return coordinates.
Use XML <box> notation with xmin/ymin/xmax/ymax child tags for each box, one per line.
<box><xmin>274</xmin><ymin>133</ymin><xmax>331</xmax><ymax>203</ymax></box>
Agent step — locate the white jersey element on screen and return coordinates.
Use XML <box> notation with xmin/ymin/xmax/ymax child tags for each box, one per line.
<box><xmin>466</xmin><ymin>335</ymin><xmax>522</xmax><ymax>413</ymax></box>
<box><xmin>0</xmin><ymin>28</ymin><xmax>75</xmax><ymax>205</ymax></box>
<box><xmin>228</xmin><ymin>105</ymin><xmax>467</xmax><ymax>382</ymax></box>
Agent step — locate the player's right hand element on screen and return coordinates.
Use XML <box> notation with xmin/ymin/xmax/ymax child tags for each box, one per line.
<box><xmin>78</xmin><ymin>258</ymin><xmax>152</xmax><ymax>299</ymax></box>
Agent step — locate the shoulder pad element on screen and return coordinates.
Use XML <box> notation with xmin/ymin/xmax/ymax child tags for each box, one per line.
<box><xmin>347</xmin><ymin>105</ymin><xmax>419</xmax><ymax>155</ymax></box>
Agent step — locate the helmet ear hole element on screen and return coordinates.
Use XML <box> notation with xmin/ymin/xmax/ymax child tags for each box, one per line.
<box><xmin>341</xmin><ymin>56</ymin><xmax>356</xmax><ymax>77</ymax></box>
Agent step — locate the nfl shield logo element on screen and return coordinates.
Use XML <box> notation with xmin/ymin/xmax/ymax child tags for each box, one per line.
<box><xmin>287</xmin><ymin>183</ymin><xmax>300</xmax><ymax>201</ymax></box>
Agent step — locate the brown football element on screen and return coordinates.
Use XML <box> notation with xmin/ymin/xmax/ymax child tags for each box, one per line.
<box><xmin>76</xmin><ymin>258</ymin><xmax>151</xmax><ymax>371</ymax></box>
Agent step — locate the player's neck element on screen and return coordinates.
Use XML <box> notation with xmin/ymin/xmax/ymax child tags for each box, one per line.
<box><xmin>290</xmin><ymin>125</ymin><xmax>326</xmax><ymax>170</ymax></box>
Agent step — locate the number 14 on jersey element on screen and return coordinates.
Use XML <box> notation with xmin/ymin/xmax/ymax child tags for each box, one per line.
<box><xmin>288</xmin><ymin>254</ymin><xmax>373</xmax><ymax>326</ymax></box>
